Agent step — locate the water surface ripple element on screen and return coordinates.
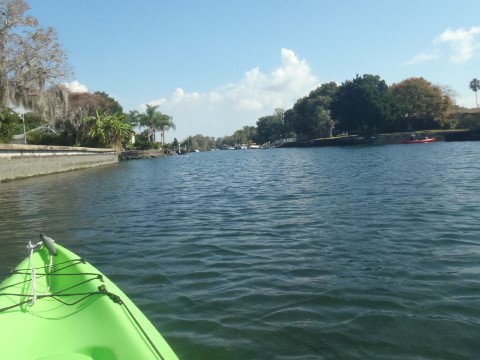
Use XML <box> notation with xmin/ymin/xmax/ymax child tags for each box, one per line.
<box><xmin>1</xmin><ymin>143</ymin><xmax>480</xmax><ymax>359</ymax></box>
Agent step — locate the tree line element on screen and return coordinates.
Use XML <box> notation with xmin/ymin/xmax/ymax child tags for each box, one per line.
<box><xmin>199</xmin><ymin>73</ymin><xmax>480</xmax><ymax>150</ymax></box>
<box><xmin>218</xmin><ymin>75</ymin><xmax>460</xmax><ymax>147</ymax></box>
<box><xmin>1</xmin><ymin>1</ymin><xmax>477</xmax><ymax>151</ymax></box>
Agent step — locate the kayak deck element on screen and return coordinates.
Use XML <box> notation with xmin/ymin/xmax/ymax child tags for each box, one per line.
<box><xmin>0</xmin><ymin>239</ymin><xmax>178</xmax><ymax>360</ymax></box>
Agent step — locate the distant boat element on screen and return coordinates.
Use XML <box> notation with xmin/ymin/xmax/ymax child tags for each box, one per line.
<box><xmin>402</xmin><ymin>137</ymin><xmax>436</xmax><ymax>144</ymax></box>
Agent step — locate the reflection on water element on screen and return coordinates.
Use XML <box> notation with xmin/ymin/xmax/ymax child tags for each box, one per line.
<box><xmin>1</xmin><ymin>143</ymin><xmax>480</xmax><ymax>359</ymax></box>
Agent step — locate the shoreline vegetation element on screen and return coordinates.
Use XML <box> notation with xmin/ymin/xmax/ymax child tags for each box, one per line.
<box><xmin>3</xmin><ymin>128</ymin><xmax>477</xmax><ymax>182</ymax></box>
<box><xmin>281</xmin><ymin>128</ymin><xmax>480</xmax><ymax>148</ymax></box>
<box><xmin>118</xmin><ymin>128</ymin><xmax>480</xmax><ymax>160</ymax></box>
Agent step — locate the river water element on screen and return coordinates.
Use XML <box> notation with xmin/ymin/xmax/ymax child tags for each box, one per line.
<box><xmin>1</xmin><ymin>142</ymin><xmax>479</xmax><ymax>359</ymax></box>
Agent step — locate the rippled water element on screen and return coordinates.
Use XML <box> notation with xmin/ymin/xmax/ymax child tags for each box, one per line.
<box><xmin>1</xmin><ymin>143</ymin><xmax>480</xmax><ymax>359</ymax></box>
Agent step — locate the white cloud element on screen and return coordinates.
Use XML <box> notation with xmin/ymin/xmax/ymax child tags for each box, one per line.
<box><xmin>434</xmin><ymin>26</ymin><xmax>480</xmax><ymax>63</ymax></box>
<box><xmin>145</xmin><ymin>97</ymin><xmax>166</xmax><ymax>108</ymax></box>
<box><xmin>142</xmin><ymin>48</ymin><xmax>320</xmax><ymax>140</ymax></box>
<box><xmin>405</xmin><ymin>50</ymin><xmax>440</xmax><ymax>65</ymax></box>
<box><xmin>62</xmin><ymin>80</ymin><xmax>88</xmax><ymax>93</ymax></box>
<box><xmin>407</xmin><ymin>26</ymin><xmax>480</xmax><ymax>65</ymax></box>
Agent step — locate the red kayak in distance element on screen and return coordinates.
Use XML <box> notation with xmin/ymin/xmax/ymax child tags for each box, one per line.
<box><xmin>402</xmin><ymin>137</ymin><xmax>436</xmax><ymax>144</ymax></box>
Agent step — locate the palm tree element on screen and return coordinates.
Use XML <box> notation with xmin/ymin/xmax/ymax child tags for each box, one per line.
<box><xmin>469</xmin><ymin>78</ymin><xmax>480</xmax><ymax>108</ymax></box>
<box><xmin>158</xmin><ymin>114</ymin><xmax>176</xmax><ymax>145</ymax></box>
<box><xmin>138</xmin><ymin>104</ymin><xmax>162</xmax><ymax>142</ymax></box>
<box><xmin>137</xmin><ymin>105</ymin><xmax>175</xmax><ymax>144</ymax></box>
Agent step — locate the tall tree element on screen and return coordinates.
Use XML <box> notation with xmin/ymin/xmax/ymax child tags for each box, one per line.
<box><xmin>139</xmin><ymin>105</ymin><xmax>159</xmax><ymax>142</ymax></box>
<box><xmin>94</xmin><ymin>91</ymin><xmax>123</xmax><ymax>115</ymax></box>
<box><xmin>158</xmin><ymin>113</ymin><xmax>175</xmax><ymax>145</ymax></box>
<box><xmin>291</xmin><ymin>82</ymin><xmax>338</xmax><ymax>138</ymax></box>
<box><xmin>256</xmin><ymin>108</ymin><xmax>286</xmax><ymax>143</ymax></box>
<box><xmin>391</xmin><ymin>77</ymin><xmax>451</xmax><ymax>130</ymax></box>
<box><xmin>283</xmin><ymin>108</ymin><xmax>297</xmax><ymax>135</ymax></box>
<box><xmin>138</xmin><ymin>104</ymin><xmax>173</xmax><ymax>143</ymax></box>
<box><xmin>126</xmin><ymin>110</ymin><xmax>140</xmax><ymax>128</ymax></box>
<box><xmin>0</xmin><ymin>0</ymin><xmax>71</xmax><ymax>121</ymax></box>
<box><xmin>65</xmin><ymin>92</ymin><xmax>104</xmax><ymax>129</ymax></box>
<box><xmin>331</xmin><ymin>74</ymin><xmax>396</xmax><ymax>134</ymax></box>
<box><xmin>232</xmin><ymin>125</ymin><xmax>256</xmax><ymax>145</ymax></box>
<box><xmin>469</xmin><ymin>78</ymin><xmax>480</xmax><ymax>108</ymax></box>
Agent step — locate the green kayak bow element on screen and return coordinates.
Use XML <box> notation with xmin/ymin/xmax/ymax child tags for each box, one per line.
<box><xmin>0</xmin><ymin>234</ymin><xmax>179</xmax><ymax>360</ymax></box>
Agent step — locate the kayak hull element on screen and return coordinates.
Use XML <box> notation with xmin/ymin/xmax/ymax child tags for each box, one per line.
<box><xmin>401</xmin><ymin>137</ymin><xmax>436</xmax><ymax>144</ymax></box>
<box><xmin>0</xmin><ymin>242</ymin><xmax>178</xmax><ymax>360</ymax></box>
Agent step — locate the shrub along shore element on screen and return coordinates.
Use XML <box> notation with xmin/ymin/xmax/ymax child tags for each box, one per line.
<box><xmin>278</xmin><ymin>129</ymin><xmax>480</xmax><ymax>148</ymax></box>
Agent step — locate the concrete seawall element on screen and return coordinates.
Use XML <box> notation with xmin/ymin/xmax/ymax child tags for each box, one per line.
<box><xmin>0</xmin><ymin>144</ymin><xmax>118</xmax><ymax>182</ymax></box>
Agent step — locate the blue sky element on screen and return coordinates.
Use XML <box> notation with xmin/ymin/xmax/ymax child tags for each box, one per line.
<box><xmin>27</xmin><ymin>0</ymin><xmax>480</xmax><ymax>141</ymax></box>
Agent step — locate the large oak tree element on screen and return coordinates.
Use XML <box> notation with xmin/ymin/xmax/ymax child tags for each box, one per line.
<box><xmin>287</xmin><ymin>82</ymin><xmax>338</xmax><ymax>139</ymax></box>
<box><xmin>331</xmin><ymin>74</ymin><xmax>397</xmax><ymax>134</ymax></box>
<box><xmin>391</xmin><ymin>77</ymin><xmax>452</xmax><ymax>131</ymax></box>
<box><xmin>0</xmin><ymin>0</ymin><xmax>71</xmax><ymax>121</ymax></box>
